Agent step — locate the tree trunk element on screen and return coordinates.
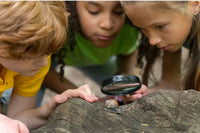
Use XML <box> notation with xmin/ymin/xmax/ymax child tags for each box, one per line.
<box><xmin>31</xmin><ymin>89</ymin><xmax>200</xmax><ymax>133</ymax></box>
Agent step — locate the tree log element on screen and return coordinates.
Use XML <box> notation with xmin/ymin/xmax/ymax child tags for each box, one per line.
<box><xmin>31</xmin><ymin>89</ymin><xmax>200</xmax><ymax>133</ymax></box>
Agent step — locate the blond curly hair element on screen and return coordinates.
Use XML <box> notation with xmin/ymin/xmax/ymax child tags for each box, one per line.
<box><xmin>0</xmin><ymin>1</ymin><xmax>68</xmax><ymax>59</ymax></box>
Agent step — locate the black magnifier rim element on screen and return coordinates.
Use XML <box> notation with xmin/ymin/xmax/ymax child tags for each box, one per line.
<box><xmin>101</xmin><ymin>75</ymin><xmax>141</xmax><ymax>96</ymax></box>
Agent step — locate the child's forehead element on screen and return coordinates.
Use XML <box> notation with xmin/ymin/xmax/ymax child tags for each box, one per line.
<box><xmin>125</xmin><ymin>3</ymin><xmax>188</xmax><ymax>29</ymax></box>
<box><xmin>123</xmin><ymin>1</ymin><xmax>186</xmax><ymax>9</ymax></box>
<box><xmin>79</xmin><ymin>1</ymin><xmax>122</xmax><ymax>9</ymax></box>
<box><xmin>125</xmin><ymin>2</ymin><xmax>186</xmax><ymax>15</ymax></box>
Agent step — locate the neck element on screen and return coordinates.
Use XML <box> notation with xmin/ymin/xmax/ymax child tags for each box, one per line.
<box><xmin>0</xmin><ymin>64</ymin><xmax>3</xmax><ymax>72</ymax></box>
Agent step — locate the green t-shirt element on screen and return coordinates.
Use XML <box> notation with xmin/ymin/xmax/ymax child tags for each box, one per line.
<box><xmin>63</xmin><ymin>23</ymin><xmax>139</xmax><ymax>66</ymax></box>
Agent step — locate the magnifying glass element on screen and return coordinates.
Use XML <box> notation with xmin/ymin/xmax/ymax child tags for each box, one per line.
<box><xmin>101</xmin><ymin>75</ymin><xmax>141</xmax><ymax>96</ymax></box>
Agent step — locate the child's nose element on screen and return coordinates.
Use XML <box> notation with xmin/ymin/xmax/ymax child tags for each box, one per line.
<box><xmin>99</xmin><ymin>15</ymin><xmax>114</xmax><ymax>30</ymax></box>
<box><xmin>148</xmin><ymin>33</ymin><xmax>161</xmax><ymax>46</ymax></box>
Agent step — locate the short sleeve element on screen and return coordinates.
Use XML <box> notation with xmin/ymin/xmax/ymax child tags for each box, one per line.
<box><xmin>13</xmin><ymin>55</ymin><xmax>51</xmax><ymax>97</ymax></box>
<box><xmin>116</xmin><ymin>23</ymin><xmax>139</xmax><ymax>55</ymax></box>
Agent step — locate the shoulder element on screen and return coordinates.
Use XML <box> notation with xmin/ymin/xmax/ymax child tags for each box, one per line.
<box><xmin>13</xmin><ymin>55</ymin><xmax>51</xmax><ymax>96</ymax></box>
<box><xmin>116</xmin><ymin>23</ymin><xmax>139</xmax><ymax>42</ymax></box>
<box><xmin>121</xmin><ymin>23</ymin><xmax>139</xmax><ymax>34</ymax></box>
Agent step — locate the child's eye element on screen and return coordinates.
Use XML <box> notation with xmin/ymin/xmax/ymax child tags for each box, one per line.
<box><xmin>113</xmin><ymin>8</ymin><xmax>124</xmax><ymax>15</ymax></box>
<box><xmin>88</xmin><ymin>10</ymin><xmax>99</xmax><ymax>15</ymax></box>
<box><xmin>156</xmin><ymin>25</ymin><xmax>166</xmax><ymax>30</ymax></box>
<box><xmin>113</xmin><ymin>11</ymin><xmax>124</xmax><ymax>15</ymax></box>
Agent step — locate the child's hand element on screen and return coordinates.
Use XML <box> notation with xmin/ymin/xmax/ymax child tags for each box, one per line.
<box><xmin>46</xmin><ymin>84</ymin><xmax>99</xmax><ymax>114</ymax></box>
<box><xmin>55</xmin><ymin>84</ymin><xmax>99</xmax><ymax>103</ymax></box>
<box><xmin>122</xmin><ymin>84</ymin><xmax>149</xmax><ymax>104</ymax></box>
<box><xmin>0</xmin><ymin>114</ymin><xmax>29</xmax><ymax>133</ymax></box>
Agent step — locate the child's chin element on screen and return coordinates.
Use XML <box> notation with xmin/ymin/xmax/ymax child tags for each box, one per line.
<box><xmin>22</xmin><ymin>71</ymin><xmax>39</xmax><ymax>77</ymax></box>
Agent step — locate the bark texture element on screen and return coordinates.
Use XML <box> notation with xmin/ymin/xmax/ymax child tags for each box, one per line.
<box><xmin>32</xmin><ymin>89</ymin><xmax>200</xmax><ymax>133</ymax></box>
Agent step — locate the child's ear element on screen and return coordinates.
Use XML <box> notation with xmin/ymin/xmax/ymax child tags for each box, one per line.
<box><xmin>189</xmin><ymin>1</ymin><xmax>200</xmax><ymax>15</ymax></box>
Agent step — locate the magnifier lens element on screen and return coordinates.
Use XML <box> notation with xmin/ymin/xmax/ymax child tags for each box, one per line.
<box><xmin>101</xmin><ymin>75</ymin><xmax>141</xmax><ymax>95</ymax></box>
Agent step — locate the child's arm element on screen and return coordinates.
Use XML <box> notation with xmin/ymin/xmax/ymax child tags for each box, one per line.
<box><xmin>7</xmin><ymin>84</ymin><xmax>98</xmax><ymax>129</ymax></box>
<box><xmin>43</xmin><ymin>69</ymin><xmax>77</xmax><ymax>93</ymax></box>
<box><xmin>122</xmin><ymin>49</ymin><xmax>182</xmax><ymax>103</ymax></box>
<box><xmin>117</xmin><ymin>49</ymin><xmax>140</xmax><ymax>75</ymax></box>
<box><xmin>0</xmin><ymin>114</ymin><xmax>29</xmax><ymax>133</ymax></box>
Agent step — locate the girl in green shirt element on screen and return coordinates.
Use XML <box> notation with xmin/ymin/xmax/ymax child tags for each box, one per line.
<box><xmin>43</xmin><ymin>1</ymin><xmax>142</xmax><ymax>100</ymax></box>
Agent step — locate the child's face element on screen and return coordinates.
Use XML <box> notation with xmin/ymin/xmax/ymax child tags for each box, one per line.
<box><xmin>124</xmin><ymin>3</ymin><xmax>193</xmax><ymax>52</ymax></box>
<box><xmin>76</xmin><ymin>1</ymin><xmax>125</xmax><ymax>48</ymax></box>
<box><xmin>0</xmin><ymin>55</ymin><xmax>48</xmax><ymax>77</ymax></box>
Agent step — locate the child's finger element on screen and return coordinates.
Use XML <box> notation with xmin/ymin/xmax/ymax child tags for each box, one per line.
<box><xmin>76</xmin><ymin>88</ymin><xmax>98</xmax><ymax>102</ymax></box>
<box><xmin>78</xmin><ymin>84</ymin><xmax>99</xmax><ymax>102</ymax></box>
<box><xmin>16</xmin><ymin>120</ymin><xmax>29</xmax><ymax>133</ymax></box>
<box><xmin>91</xmin><ymin>93</ymin><xmax>99</xmax><ymax>101</ymax></box>
<box><xmin>85</xmin><ymin>89</ymin><xmax>99</xmax><ymax>102</ymax></box>
<box><xmin>134</xmin><ymin>84</ymin><xmax>149</xmax><ymax>95</ymax></box>
<box><xmin>47</xmin><ymin>94</ymin><xmax>67</xmax><ymax>111</ymax></box>
<box><xmin>123</xmin><ymin>93</ymin><xmax>142</xmax><ymax>104</ymax></box>
<box><xmin>83</xmin><ymin>92</ymin><xmax>99</xmax><ymax>102</ymax></box>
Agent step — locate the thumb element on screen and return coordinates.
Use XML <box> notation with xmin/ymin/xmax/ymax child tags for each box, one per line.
<box><xmin>15</xmin><ymin>120</ymin><xmax>29</xmax><ymax>133</ymax></box>
<box><xmin>47</xmin><ymin>95</ymin><xmax>64</xmax><ymax>111</ymax></box>
<box><xmin>123</xmin><ymin>93</ymin><xmax>142</xmax><ymax>104</ymax></box>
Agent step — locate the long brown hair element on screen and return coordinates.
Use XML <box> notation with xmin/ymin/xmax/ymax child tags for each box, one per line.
<box><xmin>184</xmin><ymin>12</ymin><xmax>200</xmax><ymax>91</ymax></box>
<box><xmin>122</xmin><ymin>1</ymin><xmax>200</xmax><ymax>91</ymax></box>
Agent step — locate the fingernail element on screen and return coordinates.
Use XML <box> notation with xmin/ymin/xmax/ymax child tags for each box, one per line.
<box><xmin>57</xmin><ymin>96</ymin><xmax>65</xmax><ymax>102</ymax></box>
<box><xmin>125</xmin><ymin>94</ymin><xmax>130</xmax><ymax>98</ymax></box>
<box><xmin>138</xmin><ymin>94</ymin><xmax>142</xmax><ymax>98</ymax></box>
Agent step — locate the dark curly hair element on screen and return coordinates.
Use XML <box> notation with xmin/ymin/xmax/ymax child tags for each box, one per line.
<box><xmin>54</xmin><ymin>1</ymin><xmax>80</xmax><ymax>81</ymax></box>
<box><xmin>55</xmin><ymin>1</ymin><xmax>135</xmax><ymax>81</ymax></box>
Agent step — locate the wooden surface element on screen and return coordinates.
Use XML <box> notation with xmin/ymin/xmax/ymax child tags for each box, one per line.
<box><xmin>32</xmin><ymin>89</ymin><xmax>200</xmax><ymax>133</ymax></box>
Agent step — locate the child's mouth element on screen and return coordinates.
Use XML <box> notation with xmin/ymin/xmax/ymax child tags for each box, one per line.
<box><xmin>161</xmin><ymin>45</ymin><xmax>170</xmax><ymax>50</ymax></box>
<box><xmin>97</xmin><ymin>35</ymin><xmax>112</xmax><ymax>41</ymax></box>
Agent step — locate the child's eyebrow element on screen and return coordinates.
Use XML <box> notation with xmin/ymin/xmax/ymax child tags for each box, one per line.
<box><xmin>141</xmin><ymin>20</ymin><xmax>167</xmax><ymax>29</ymax></box>
<box><xmin>115</xmin><ymin>3</ymin><xmax>122</xmax><ymax>8</ymax></box>
<box><xmin>88</xmin><ymin>2</ymin><xmax>100</xmax><ymax>7</ymax></box>
<box><xmin>151</xmin><ymin>21</ymin><xmax>167</xmax><ymax>26</ymax></box>
<box><xmin>113</xmin><ymin>4</ymin><xmax>123</xmax><ymax>10</ymax></box>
